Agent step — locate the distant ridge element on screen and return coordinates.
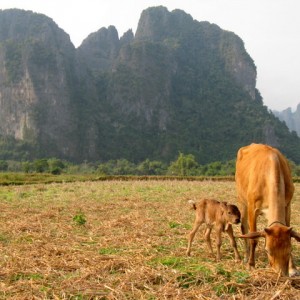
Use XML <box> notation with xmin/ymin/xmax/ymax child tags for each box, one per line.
<box><xmin>273</xmin><ymin>104</ymin><xmax>300</xmax><ymax>137</ymax></box>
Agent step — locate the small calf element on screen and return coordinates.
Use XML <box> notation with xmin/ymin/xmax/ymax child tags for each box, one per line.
<box><xmin>186</xmin><ymin>198</ymin><xmax>241</xmax><ymax>261</ymax></box>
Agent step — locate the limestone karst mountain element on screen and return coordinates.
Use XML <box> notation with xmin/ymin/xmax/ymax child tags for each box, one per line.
<box><xmin>0</xmin><ymin>7</ymin><xmax>299</xmax><ymax>163</ymax></box>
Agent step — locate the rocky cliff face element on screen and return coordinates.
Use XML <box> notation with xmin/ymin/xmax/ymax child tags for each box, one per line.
<box><xmin>0</xmin><ymin>9</ymin><xmax>83</xmax><ymax>160</ymax></box>
<box><xmin>219</xmin><ymin>31</ymin><xmax>257</xmax><ymax>100</ymax></box>
<box><xmin>135</xmin><ymin>7</ymin><xmax>257</xmax><ymax>101</ymax></box>
<box><xmin>1</xmin><ymin>7</ymin><xmax>300</xmax><ymax>163</ymax></box>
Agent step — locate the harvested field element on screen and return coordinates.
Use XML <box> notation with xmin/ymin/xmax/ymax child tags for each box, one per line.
<box><xmin>0</xmin><ymin>180</ymin><xmax>300</xmax><ymax>299</ymax></box>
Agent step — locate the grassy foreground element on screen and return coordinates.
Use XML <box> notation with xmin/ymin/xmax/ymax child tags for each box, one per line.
<box><xmin>0</xmin><ymin>180</ymin><xmax>299</xmax><ymax>299</ymax></box>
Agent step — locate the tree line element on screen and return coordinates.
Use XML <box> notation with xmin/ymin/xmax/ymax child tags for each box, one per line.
<box><xmin>1</xmin><ymin>152</ymin><xmax>300</xmax><ymax>177</ymax></box>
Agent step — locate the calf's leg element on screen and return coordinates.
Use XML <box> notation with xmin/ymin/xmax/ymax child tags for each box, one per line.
<box><xmin>186</xmin><ymin>219</ymin><xmax>202</xmax><ymax>256</ymax></box>
<box><xmin>215</xmin><ymin>226</ymin><xmax>222</xmax><ymax>261</ymax></box>
<box><xmin>226</xmin><ymin>225</ymin><xmax>241</xmax><ymax>262</ymax></box>
<box><xmin>204</xmin><ymin>226</ymin><xmax>213</xmax><ymax>255</ymax></box>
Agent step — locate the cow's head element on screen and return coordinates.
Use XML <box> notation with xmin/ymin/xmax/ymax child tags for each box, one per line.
<box><xmin>222</xmin><ymin>203</ymin><xmax>241</xmax><ymax>225</ymax></box>
<box><xmin>239</xmin><ymin>224</ymin><xmax>300</xmax><ymax>276</ymax></box>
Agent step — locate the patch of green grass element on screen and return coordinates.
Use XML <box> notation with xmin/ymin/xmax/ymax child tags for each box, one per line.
<box><xmin>16</xmin><ymin>236</ymin><xmax>34</xmax><ymax>243</ymax></box>
<box><xmin>176</xmin><ymin>272</ymin><xmax>203</xmax><ymax>288</ymax></box>
<box><xmin>216</xmin><ymin>265</ymin><xmax>231</xmax><ymax>280</ymax></box>
<box><xmin>18</xmin><ymin>191</ymin><xmax>35</xmax><ymax>199</ymax></box>
<box><xmin>152</xmin><ymin>245</ymin><xmax>170</xmax><ymax>253</ymax></box>
<box><xmin>169</xmin><ymin>221</ymin><xmax>181</xmax><ymax>229</ymax></box>
<box><xmin>176</xmin><ymin>265</ymin><xmax>215</xmax><ymax>288</ymax></box>
<box><xmin>73</xmin><ymin>211</ymin><xmax>87</xmax><ymax>226</ymax></box>
<box><xmin>99</xmin><ymin>247</ymin><xmax>122</xmax><ymax>255</ymax></box>
<box><xmin>149</xmin><ymin>256</ymin><xmax>190</xmax><ymax>272</ymax></box>
<box><xmin>0</xmin><ymin>190</ymin><xmax>15</xmax><ymax>201</ymax></box>
<box><xmin>169</xmin><ymin>221</ymin><xmax>191</xmax><ymax>230</ymax></box>
<box><xmin>0</xmin><ymin>233</ymin><xmax>10</xmax><ymax>244</ymax></box>
<box><xmin>232</xmin><ymin>271</ymin><xmax>250</xmax><ymax>283</ymax></box>
<box><xmin>149</xmin><ymin>256</ymin><xmax>213</xmax><ymax>280</ymax></box>
<box><xmin>10</xmin><ymin>273</ymin><xmax>43</xmax><ymax>282</ymax></box>
<box><xmin>213</xmin><ymin>284</ymin><xmax>237</xmax><ymax>297</ymax></box>
<box><xmin>159</xmin><ymin>256</ymin><xmax>182</xmax><ymax>267</ymax></box>
<box><xmin>192</xmin><ymin>265</ymin><xmax>213</xmax><ymax>279</ymax></box>
<box><xmin>40</xmin><ymin>286</ymin><xmax>50</xmax><ymax>292</ymax></box>
<box><xmin>182</xmin><ymin>223</ymin><xmax>192</xmax><ymax>230</ymax></box>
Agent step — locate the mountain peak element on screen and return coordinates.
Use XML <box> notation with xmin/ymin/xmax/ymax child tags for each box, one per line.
<box><xmin>135</xmin><ymin>6</ymin><xmax>193</xmax><ymax>42</ymax></box>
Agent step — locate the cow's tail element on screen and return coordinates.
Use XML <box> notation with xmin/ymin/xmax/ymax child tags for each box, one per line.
<box><xmin>188</xmin><ymin>199</ymin><xmax>197</xmax><ymax>210</ymax></box>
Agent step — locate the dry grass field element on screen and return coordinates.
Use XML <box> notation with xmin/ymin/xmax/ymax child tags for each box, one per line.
<box><xmin>0</xmin><ymin>179</ymin><xmax>300</xmax><ymax>299</ymax></box>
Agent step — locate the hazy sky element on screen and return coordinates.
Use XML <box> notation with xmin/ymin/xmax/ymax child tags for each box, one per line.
<box><xmin>1</xmin><ymin>0</ymin><xmax>299</xmax><ymax>112</ymax></box>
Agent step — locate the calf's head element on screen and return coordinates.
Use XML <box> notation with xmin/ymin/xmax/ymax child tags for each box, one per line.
<box><xmin>222</xmin><ymin>203</ymin><xmax>241</xmax><ymax>225</ymax></box>
<box><xmin>239</xmin><ymin>225</ymin><xmax>300</xmax><ymax>276</ymax></box>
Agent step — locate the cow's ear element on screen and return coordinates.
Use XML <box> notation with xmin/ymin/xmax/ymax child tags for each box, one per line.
<box><xmin>238</xmin><ymin>232</ymin><xmax>265</xmax><ymax>239</ymax></box>
<box><xmin>264</xmin><ymin>227</ymin><xmax>272</xmax><ymax>235</ymax></box>
<box><xmin>291</xmin><ymin>230</ymin><xmax>300</xmax><ymax>242</ymax></box>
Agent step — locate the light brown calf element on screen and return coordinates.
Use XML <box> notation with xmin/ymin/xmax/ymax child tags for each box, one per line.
<box><xmin>186</xmin><ymin>198</ymin><xmax>241</xmax><ymax>261</ymax></box>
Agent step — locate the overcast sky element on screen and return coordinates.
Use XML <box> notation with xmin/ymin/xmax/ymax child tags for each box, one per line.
<box><xmin>1</xmin><ymin>0</ymin><xmax>299</xmax><ymax>112</ymax></box>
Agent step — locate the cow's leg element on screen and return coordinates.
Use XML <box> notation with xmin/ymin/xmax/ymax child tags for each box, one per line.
<box><xmin>286</xmin><ymin>203</ymin><xmax>299</xmax><ymax>276</ymax></box>
<box><xmin>186</xmin><ymin>219</ymin><xmax>202</xmax><ymax>256</ymax></box>
<box><xmin>247</xmin><ymin>203</ymin><xmax>258</xmax><ymax>269</ymax></box>
<box><xmin>240</xmin><ymin>203</ymin><xmax>249</xmax><ymax>262</ymax></box>
<box><xmin>285</xmin><ymin>203</ymin><xmax>291</xmax><ymax>227</ymax></box>
<box><xmin>226</xmin><ymin>224</ymin><xmax>241</xmax><ymax>262</ymax></box>
<box><xmin>204</xmin><ymin>226</ymin><xmax>213</xmax><ymax>256</ymax></box>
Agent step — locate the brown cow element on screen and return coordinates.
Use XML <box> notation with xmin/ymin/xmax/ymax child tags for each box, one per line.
<box><xmin>186</xmin><ymin>199</ymin><xmax>241</xmax><ymax>262</ymax></box>
<box><xmin>235</xmin><ymin>143</ymin><xmax>300</xmax><ymax>276</ymax></box>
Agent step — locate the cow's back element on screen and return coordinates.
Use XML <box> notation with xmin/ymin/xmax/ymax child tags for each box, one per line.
<box><xmin>235</xmin><ymin>143</ymin><xmax>294</xmax><ymax>207</ymax></box>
